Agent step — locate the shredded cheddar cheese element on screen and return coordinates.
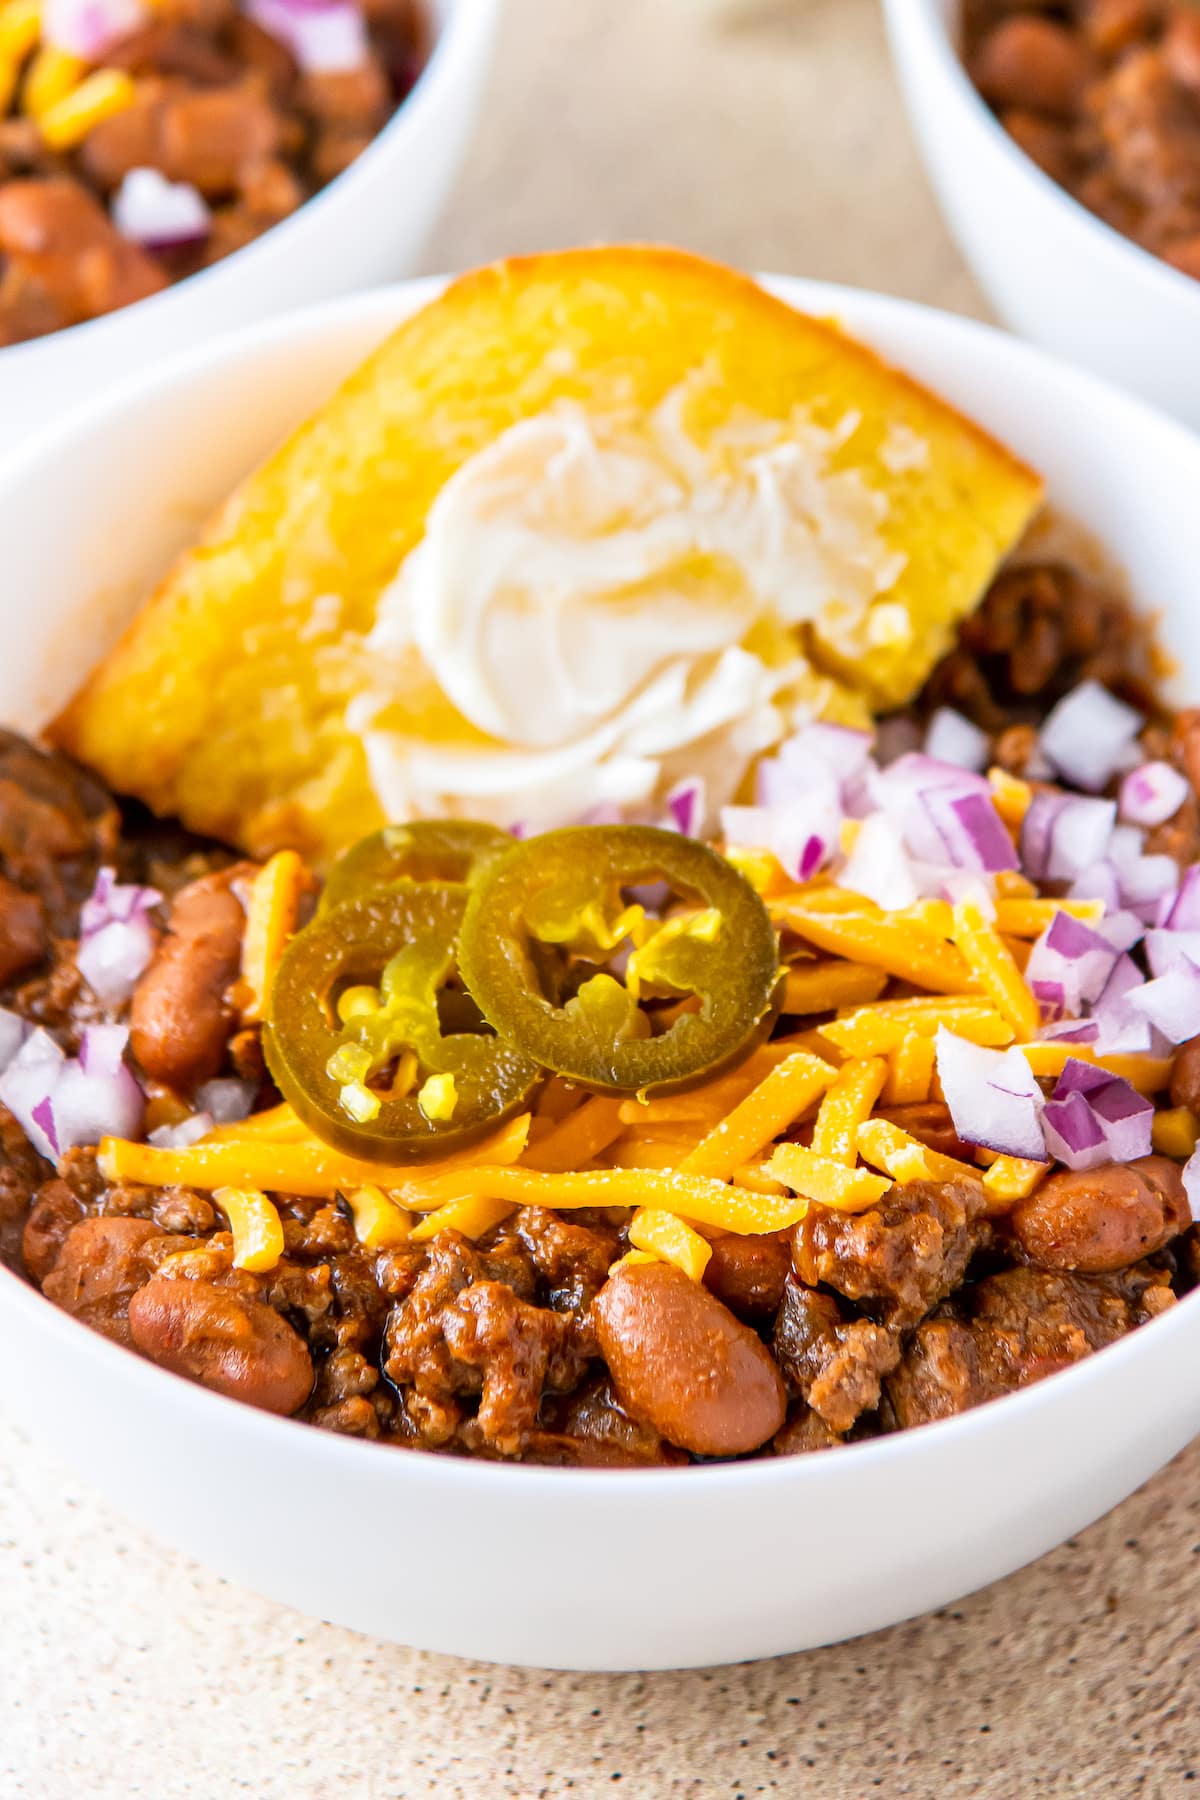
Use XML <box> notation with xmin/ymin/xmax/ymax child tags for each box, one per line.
<box><xmin>780</xmin><ymin>960</ymin><xmax>888</xmax><ymax>1016</ymax></box>
<box><xmin>344</xmin><ymin>1184</ymin><xmax>413</xmax><ymax>1249</ymax></box>
<box><xmin>1152</xmin><ymin>1105</ymin><xmax>1199</xmax><ymax>1160</ymax></box>
<box><xmin>239</xmin><ymin>848</ymin><xmax>307</xmax><ymax>1023</ymax></box>
<box><xmin>22</xmin><ymin>43</ymin><xmax>83</xmax><ymax>117</ymax></box>
<box><xmin>821</xmin><ymin>1000</ymin><xmax>1012</xmax><ymax>1057</ymax></box>
<box><xmin>981</xmin><ymin>1156</ymin><xmax>1049</xmax><ymax>1208</ymax></box>
<box><xmin>811</xmin><ymin>1057</ymin><xmax>888</xmax><ymax>1164</ymax></box>
<box><xmin>988</xmin><ymin>768</ymin><xmax>1032</xmax><ymax>832</ymax></box>
<box><xmin>993</xmin><ymin>897</ymin><xmax>1106</xmax><ymax>937</ymax></box>
<box><xmin>764</xmin><ymin>1143</ymin><xmax>891</xmax><ymax>1213</ymax></box>
<box><xmin>678</xmin><ymin>1051</ymin><xmax>835</xmax><ymax>1180</ymax></box>
<box><xmin>855</xmin><ymin>1118</ymin><xmax>980</xmax><ymax>1186</ymax></box>
<box><xmin>410</xmin><ymin>1194</ymin><xmax>516</xmax><ymax>1242</ymax></box>
<box><xmin>774</xmin><ymin>907</ymin><xmax>977</xmax><ymax>994</ymax></box>
<box><xmin>0</xmin><ymin>0</ymin><xmax>39</xmax><ymax>58</ymax></box>
<box><xmin>949</xmin><ymin>897</ymin><xmax>1041</xmax><ymax>1043</ymax></box>
<box><xmin>628</xmin><ymin>1207</ymin><xmax>713</xmax><ymax>1280</ymax></box>
<box><xmin>524</xmin><ymin>1095</ymin><xmax>626</xmax><ymax>1171</ymax></box>
<box><xmin>38</xmin><ymin>68</ymin><xmax>136</xmax><ymax>148</ymax></box>
<box><xmin>882</xmin><ymin>1032</ymin><xmax>936</xmax><ymax>1105</ymax></box>
<box><xmin>213</xmin><ymin>1186</ymin><xmax>285</xmax><ymax>1272</ymax></box>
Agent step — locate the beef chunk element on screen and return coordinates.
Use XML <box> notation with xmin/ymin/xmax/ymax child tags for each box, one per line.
<box><xmin>773</xmin><ymin>1283</ymin><xmax>900</xmax><ymax>1432</ymax></box>
<box><xmin>887</xmin><ymin>1263</ymin><xmax>1176</xmax><ymax>1427</ymax></box>
<box><xmin>792</xmin><ymin>1178</ymin><xmax>992</xmax><ymax>1327</ymax></box>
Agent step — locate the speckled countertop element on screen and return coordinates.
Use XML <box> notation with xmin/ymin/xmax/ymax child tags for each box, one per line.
<box><xmin>3</xmin><ymin>2</ymin><xmax>1198</xmax><ymax>1794</ymax></box>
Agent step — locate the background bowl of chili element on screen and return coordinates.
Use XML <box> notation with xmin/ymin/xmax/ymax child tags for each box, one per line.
<box><xmin>2</xmin><ymin>276</ymin><xmax>1200</xmax><ymax>1670</ymax></box>
<box><xmin>0</xmin><ymin>0</ymin><xmax>498</xmax><ymax>459</ymax></box>
<box><xmin>882</xmin><ymin>0</ymin><xmax>1200</xmax><ymax>430</ymax></box>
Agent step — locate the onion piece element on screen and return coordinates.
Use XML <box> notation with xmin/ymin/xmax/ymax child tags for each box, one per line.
<box><xmin>838</xmin><ymin>812</ymin><xmax>919</xmax><ymax>910</ymax></box>
<box><xmin>1020</xmin><ymin>792</ymin><xmax>1117</xmax><ymax>883</ymax></box>
<box><xmin>1023</xmin><ymin>911</ymin><xmax>1119</xmax><ymax>1017</ymax></box>
<box><xmin>1165</xmin><ymin>865</ymin><xmax>1200</xmax><ymax>932</ymax></box>
<box><xmin>77</xmin><ymin>866</ymin><xmax>161</xmax><ymax>1008</ymax></box>
<box><xmin>934</xmin><ymin>1028</ymin><xmax>1047</xmax><ymax>1161</ymax></box>
<box><xmin>1144</xmin><ymin>928</ymin><xmax>1200</xmax><ymax>977</ymax></box>
<box><xmin>149</xmin><ymin>1112</ymin><xmax>215</xmax><ymax>1149</ymax></box>
<box><xmin>194</xmin><ymin>1078</ymin><xmax>256</xmax><ymax>1124</ymax></box>
<box><xmin>1041</xmin><ymin>1091</ymin><xmax>1109</xmax><ymax>1171</ymax></box>
<box><xmin>923</xmin><ymin>708</ymin><xmax>989</xmax><ymax>773</ymax></box>
<box><xmin>246</xmin><ymin>0</ymin><xmax>369</xmax><ymax>72</ymax></box>
<box><xmin>1127</xmin><ymin>962</ymin><xmax>1200</xmax><ymax>1045</ymax></box>
<box><xmin>113</xmin><ymin>168</ymin><xmax>211</xmax><ymax>251</ymax></box>
<box><xmin>0</xmin><ymin>1008</ymin><xmax>31</xmax><ymax>1074</ymax></box>
<box><xmin>665</xmin><ymin>775</ymin><xmax>705</xmax><ymax>838</ymax></box>
<box><xmin>1119</xmin><ymin>760</ymin><xmax>1189</xmax><ymax>828</ymax></box>
<box><xmin>1040</xmin><ymin>1061</ymin><xmax>1153</xmax><ymax>1170</ymax></box>
<box><xmin>1038</xmin><ymin>682</ymin><xmax>1143</xmax><ymax>793</ymax></box>
<box><xmin>43</xmin><ymin>0</ymin><xmax>148</xmax><ymax>58</ymax></box>
<box><xmin>0</xmin><ymin>1029</ymin><xmax>65</xmax><ymax>1160</ymax></box>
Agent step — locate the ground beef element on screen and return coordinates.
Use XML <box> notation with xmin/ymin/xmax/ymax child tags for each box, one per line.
<box><xmin>919</xmin><ymin>561</ymin><xmax>1156</xmax><ymax>733</ymax></box>
<box><xmin>791</xmin><ymin>1178</ymin><xmax>993</xmax><ymax>1328</ymax></box>
<box><xmin>380</xmin><ymin>1228</ymin><xmax>593</xmax><ymax>1456</ymax></box>
<box><xmin>887</xmin><ymin>1263</ymin><xmax>1177</xmax><ymax>1428</ymax></box>
<box><xmin>772</xmin><ymin>1283</ymin><xmax>901</xmax><ymax>1433</ymax></box>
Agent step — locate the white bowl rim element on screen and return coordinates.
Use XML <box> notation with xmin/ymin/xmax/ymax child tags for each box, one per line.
<box><xmin>2</xmin><ymin>269</ymin><xmax>1198</xmax><ymax>1500</ymax></box>
<box><xmin>0</xmin><ymin>0</ymin><xmax>495</xmax><ymax>369</ymax></box>
<box><xmin>903</xmin><ymin>0</ymin><xmax>1200</xmax><ymax>314</ymax></box>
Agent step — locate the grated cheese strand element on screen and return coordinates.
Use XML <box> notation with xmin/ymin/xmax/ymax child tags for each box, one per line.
<box><xmin>856</xmin><ymin>1118</ymin><xmax>980</xmax><ymax>1186</ymax></box>
<box><xmin>882</xmin><ymin>1032</ymin><xmax>936</xmax><ymax>1106</ymax></box>
<box><xmin>628</xmin><ymin>1208</ymin><xmax>713</xmax><ymax>1280</ymax></box>
<box><xmin>764</xmin><ymin>1143</ymin><xmax>891</xmax><ymax>1214</ymax></box>
<box><xmin>811</xmin><ymin>1057</ymin><xmax>888</xmax><ymax>1165</ymax></box>
<box><xmin>213</xmin><ymin>1186</ymin><xmax>285</xmax><ymax>1272</ymax></box>
<box><xmin>678</xmin><ymin>1051</ymin><xmax>835</xmax><ymax>1180</ymax></box>
<box><xmin>775</xmin><ymin>907</ymin><xmax>977</xmax><ymax>995</ymax></box>
<box><xmin>949</xmin><ymin>898</ymin><xmax>1041</xmax><ymax>1043</ymax></box>
<box><xmin>780</xmin><ymin>959</ymin><xmax>888</xmax><ymax>1017</ymax></box>
<box><xmin>239</xmin><ymin>848</ymin><xmax>307</xmax><ymax>1024</ymax></box>
<box><xmin>410</xmin><ymin>1194</ymin><xmax>517</xmax><ymax>1242</ymax></box>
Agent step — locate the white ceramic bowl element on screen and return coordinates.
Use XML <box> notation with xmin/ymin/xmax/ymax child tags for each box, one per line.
<box><xmin>0</xmin><ymin>0</ymin><xmax>497</xmax><ymax>459</ymax></box>
<box><xmin>883</xmin><ymin>0</ymin><xmax>1200</xmax><ymax>428</ymax></box>
<box><xmin>3</xmin><ymin>276</ymin><xmax>1200</xmax><ymax>1672</ymax></box>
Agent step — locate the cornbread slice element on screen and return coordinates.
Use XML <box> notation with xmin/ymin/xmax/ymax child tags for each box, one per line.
<box><xmin>52</xmin><ymin>247</ymin><xmax>1043</xmax><ymax>864</ymax></box>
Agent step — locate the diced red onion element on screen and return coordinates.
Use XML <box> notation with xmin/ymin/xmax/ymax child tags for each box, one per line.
<box><xmin>838</xmin><ymin>812</ymin><xmax>919</xmax><ymax>910</ymax></box>
<box><xmin>246</xmin><ymin>0</ymin><xmax>368</xmax><ymax>72</ymax></box>
<box><xmin>1039</xmin><ymin>1061</ymin><xmax>1153</xmax><ymax>1168</ymax></box>
<box><xmin>148</xmin><ymin>1112</ymin><xmax>214</xmax><ymax>1149</ymax></box>
<box><xmin>923</xmin><ymin>707</ymin><xmax>989</xmax><ymax>773</ymax></box>
<box><xmin>1090</xmin><ymin>952</ymin><xmax>1158</xmax><ymax>1055</ymax></box>
<box><xmin>1095</xmin><ymin>909</ymin><xmax>1145</xmax><ymax>954</ymax></box>
<box><xmin>1041</xmin><ymin>1090</ymin><xmax>1109</xmax><ymax>1170</ymax></box>
<box><xmin>1127</xmin><ymin>962</ymin><xmax>1200</xmax><ymax>1045</ymax></box>
<box><xmin>1144</xmin><ymin>929</ymin><xmax>1200</xmax><ymax>977</ymax></box>
<box><xmin>935</xmin><ymin>1028</ymin><xmax>1047</xmax><ymax>1161</ymax></box>
<box><xmin>924</xmin><ymin>786</ymin><xmax>1017</xmax><ymax>874</ymax></box>
<box><xmin>665</xmin><ymin>776</ymin><xmax>705</xmax><ymax>838</ymax></box>
<box><xmin>1038</xmin><ymin>1017</ymin><xmax>1100</xmax><ymax>1044</ymax></box>
<box><xmin>1068</xmin><ymin>861</ymin><xmax>1122</xmax><ymax>912</ymax></box>
<box><xmin>721</xmin><ymin>792</ymin><xmax>837</xmax><ymax>884</ymax></box>
<box><xmin>77</xmin><ymin>866</ymin><xmax>161</xmax><ymax>1008</ymax></box>
<box><xmin>1022</xmin><ymin>792</ymin><xmax>1118</xmax><ymax>884</ymax></box>
<box><xmin>194</xmin><ymin>1078</ymin><xmax>256</xmax><ymax>1124</ymax></box>
<box><xmin>1119</xmin><ymin>760</ymin><xmax>1189</xmax><ymax>828</ymax></box>
<box><xmin>778</xmin><ymin>722</ymin><xmax>873</xmax><ymax>784</ymax></box>
<box><xmin>0</xmin><ymin>1007</ymin><xmax>31</xmax><ymax>1074</ymax></box>
<box><xmin>1117</xmin><ymin>853</ymin><xmax>1178</xmax><ymax>922</ymax></box>
<box><xmin>113</xmin><ymin>168</ymin><xmax>211</xmax><ymax>251</ymax></box>
<box><xmin>1038</xmin><ymin>682</ymin><xmax>1143</xmax><ymax>793</ymax></box>
<box><xmin>0</xmin><ymin>1030</ymin><xmax>65</xmax><ymax>1160</ymax></box>
<box><xmin>43</xmin><ymin>0</ymin><xmax>147</xmax><ymax>58</ymax></box>
<box><xmin>1165</xmin><ymin>865</ymin><xmax>1200</xmax><ymax>932</ymax></box>
<box><xmin>1024</xmin><ymin>911</ymin><xmax>1119</xmax><ymax>1017</ymax></box>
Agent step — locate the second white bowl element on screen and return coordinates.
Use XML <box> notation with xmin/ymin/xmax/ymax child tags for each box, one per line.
<box><xmin>883</xmin><ymin>0</ymin><xmax>1200</xmax><ymax>429</ymax></box>
<box><xmin>0</xmin><ymin>0</ymin><xmax>498</xmax><ymax>460</ymax></box>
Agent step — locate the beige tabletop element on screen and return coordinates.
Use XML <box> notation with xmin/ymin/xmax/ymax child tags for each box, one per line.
<box><xmin>3</xmin><ymin>2</ymin><xmax>1198</xmax><ymax>1794</ymax></box>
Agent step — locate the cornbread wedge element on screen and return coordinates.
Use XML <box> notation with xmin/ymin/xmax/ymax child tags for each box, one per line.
<box><xmin>53</xmin><ymin>247</ymin><xmax>1043</xmax><ymax>864</ymax></box>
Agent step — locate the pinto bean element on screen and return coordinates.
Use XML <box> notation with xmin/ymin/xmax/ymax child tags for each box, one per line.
<box><xmin>83</xmin><ymin>83</ymin><xmax>281</xmax><ymax>196</ymax></box>
<box><xmin>972</xmin><ymin>17</ymin><xmax>1090</xmax><ymax>118</ymax></box>
<box><xmin>0</xmin><ymin>876</ymin><xmax>45</xmax><ymax>982</ymax></box>
<box><xmin>21</xmin><ymin>1177</ymin><xmax>84</xmax><ymax>1284</ymax></box>
<box><xmin>592</xmin><ymin>1261</ymin><xmax>786</xmax><ymax>1456</ymax></box>
<box><xmin>1007</xmin><ymin>1155</ymin><xmax>1190</xmax><ymax>1274</ymax></box>
<box><xmin>129</xmin><ymin>866</ymin><xmax>249</xmax><ymax>1092</ymax></box>
<box><xmin>1170</xmin><ymin>1034</ymin><xmax>1200</xmax><ymax>1111</ymax></box>
<box><xmin>40</xmin><ymin>1215</ymin><xmax>160</xmax><ymax>1344</ymax></box>
<box><xmin>0</xmin><ymin>179</ymin><xmax>167</xmax><ymax>327</ymax></box>
<box><xmin>702</xmin><ymin>1233</ymin><xmax>791</xmax><ymax>1320</ymax></box>
<box><xmin>128</xmin><ymin>1277</ymin><xmax>313</xmax><ymax>1415</ymax></box>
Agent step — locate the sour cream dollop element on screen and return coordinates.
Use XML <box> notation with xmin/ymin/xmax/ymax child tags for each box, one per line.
<box><xmin>348</xmin><ymin>389</ymin><xmax>913</xmax><ymax>830</ymax></box>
